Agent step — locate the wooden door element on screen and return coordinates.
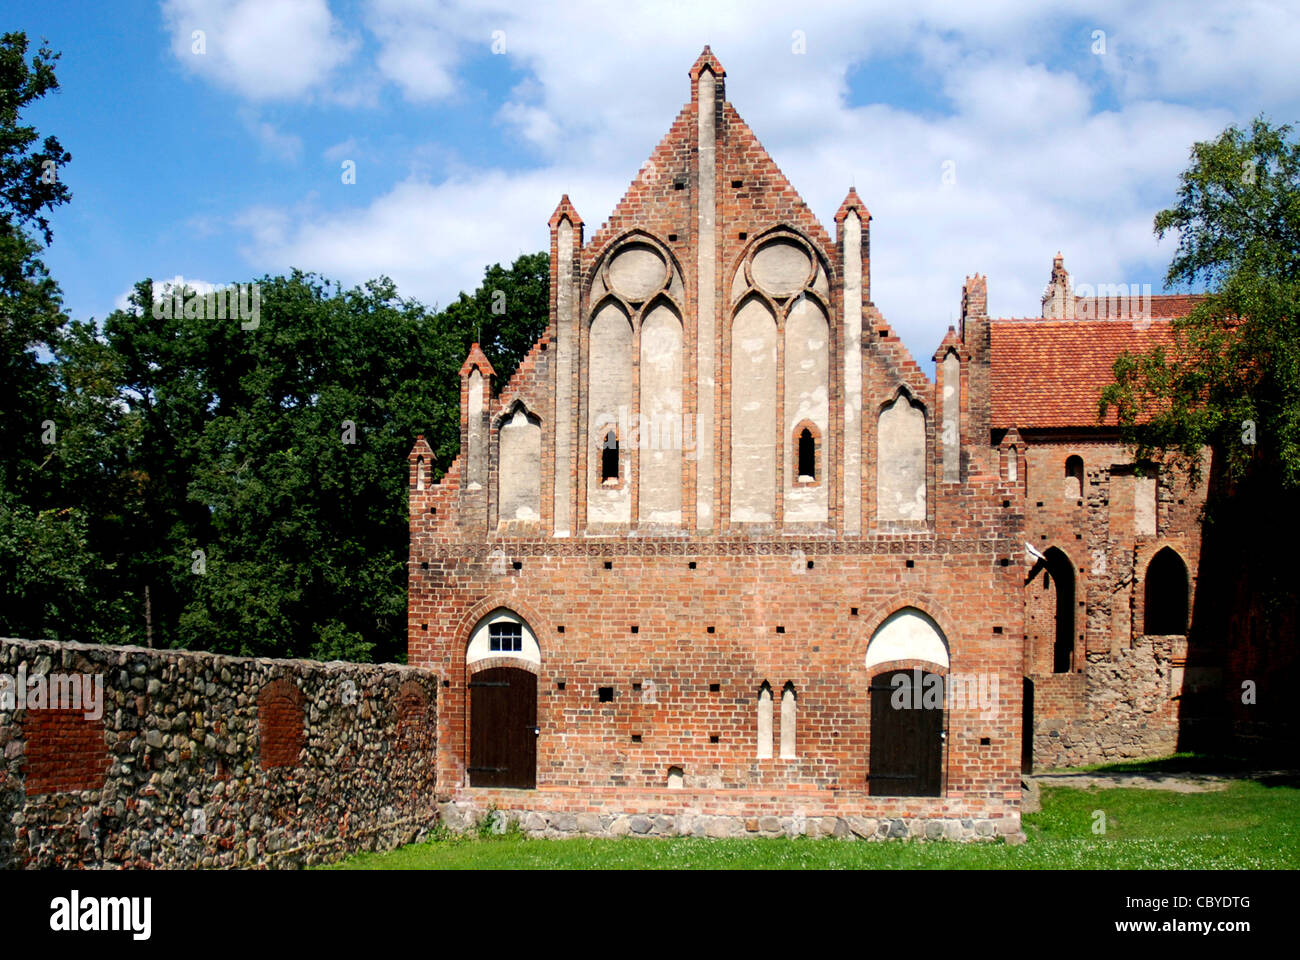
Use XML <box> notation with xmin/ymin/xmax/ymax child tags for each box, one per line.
<box><xmin>469</xmin><ymin>667</ymin><xmax>537</xmax><ymax>788</ymax></box>
<box><xmin>868</xmin><ymin>669</ymin><xmax>944</xmax><ymax>796</ymax></box>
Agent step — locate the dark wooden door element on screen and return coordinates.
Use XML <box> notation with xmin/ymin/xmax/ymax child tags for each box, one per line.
<box><xmin>868</xmin><ymin>669</ymin><xmax>944</xmax><ymax>796</ymax></box>
<box><xmin>469</xmin><ymin>667</ymin><xmax>537</xmax><ymax>788</ymax></box>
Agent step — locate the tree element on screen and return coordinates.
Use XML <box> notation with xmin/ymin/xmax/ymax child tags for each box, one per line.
<box><xmin>1100</xmin><ymin>117</ymin><xmax>1300</xmax><ymax>503</ymax></box>
<box><xmin>0</xmin><ymin>33</ymin><xmax>89</xmax><ymax>643</ymax></box>
<box><xmin>0</xmin><ymin>32</ymin><xmax>72</xmax><ymax>500</ymax></box>
<box><xmin>1100</xmin><ymin>117</ymin><xmax>1300</xmax><ymax>648</ymax></box>
<box><xmin>58</xmin><ymin>255</ymin><xmax>549</xmax><ymax>661</ymax></box>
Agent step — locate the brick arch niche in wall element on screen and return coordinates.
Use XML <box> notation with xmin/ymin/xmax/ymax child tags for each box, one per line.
<box><xmin>497</xmin><ymin>401</ymin><xmax>543</xmax><ymax>529</ymax></box>
<box><xmin>585</xmin><ymin>233</ymin><xmax>688</xmax><ymax>530</ymax></box>
<box><xmin>727</xmin><ymin>227</ymin><xmax>833</xmax><ymax>525</ymax></box>
<box><xmin>877</xmin><ymin>389</ymin><xmax>928</xmax><ymax>524</ymax></box>
<box><xmin>258</xmin><ymin>678</ymin><xmax>305</xmax><ymax>770</ymax></box>
<box><xmin>21</xmin><ymin>697</ymin><xmax>108</xmax><ymax>796</ymax></box>
<box><xmin>396</xmin><ymin>680</ymin><xmax>435</xmax><ymax>755</ymax></box>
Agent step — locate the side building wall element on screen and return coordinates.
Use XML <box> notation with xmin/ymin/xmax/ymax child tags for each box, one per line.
<box><xmin>1015</xmin><ymin>436</ymin><xmax>1212</xmax><ymax>768</ymax></box>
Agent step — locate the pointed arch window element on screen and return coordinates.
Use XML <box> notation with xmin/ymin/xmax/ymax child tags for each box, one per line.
<box><xmin>780</xmin><ymin>682</ymin><xmax>797</xmax><ymax>758</ymax></box>
<box><xmin>798</xmin><ymin>429</ymin><xmax>815</xmax><ymax>480</ymax></box>
<box><xmin>601</xmin><ymin>429</ymin><xmax>620</xmax><ymax>485</ymax></box>
<box><xmin>1145</xmin><ymin>547</ymin><xmax>1189</xmax><ymax>635</ymax></box>
<box><xmin>757</xmin><ymin>682</ymin><xmax>773</xmax><ymax>759</ymax></box>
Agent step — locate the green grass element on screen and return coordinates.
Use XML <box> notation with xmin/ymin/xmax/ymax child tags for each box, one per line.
<box><xmin>327</xmin><ymin>776</ymin><xmax>1300</xmax><ymax>870</ymax></box>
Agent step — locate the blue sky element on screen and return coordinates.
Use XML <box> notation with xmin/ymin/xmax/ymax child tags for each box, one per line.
<box><xmin>10</xmin><ymin>1</ymin><xmax>1300</xmax><ymax>364</ymax></box>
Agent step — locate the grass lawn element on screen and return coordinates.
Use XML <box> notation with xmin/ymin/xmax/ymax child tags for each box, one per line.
<box><xmin>329</xmin><ymin>765</ymin><xmax>1300</xmax><ymax>870</ymax></box>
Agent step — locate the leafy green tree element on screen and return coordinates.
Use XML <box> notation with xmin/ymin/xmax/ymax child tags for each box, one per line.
<box><xmin>0</xmin><ymin>33</ymin><xmax>91</xmax><ymax>643</ymax></box>
<box><xmin>1101</xmin><ymin>118</ymin><xmax>1300</xmax><ymax>500</ymax></box>
<box><xmin>0</xmin><ymin>27</ymin><xmax>549</xmax><ymax>657</ymax></box>
<box><xmin>0</xmin><ymin>32</ymin><xmax>72</xmax><ymax>500</ymax></box>
<box><xmin>64</xmin><ymin>255</ymin><xmax>548</xmax><ymax>661</ymax></box>
<box><xmin>1101</xmin><ymin>117</ymin><xmax>1300</xmax><ymax>633</ymax></box>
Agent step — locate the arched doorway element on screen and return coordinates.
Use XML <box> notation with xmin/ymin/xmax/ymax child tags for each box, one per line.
<box><xmin>1044</xmin><ymin>547</ymin><xmax>1075</xmax><ymax>673</ymax></box>
<box><xmin>865</xmin><ymin>608</ymin><xmax>949</xmax><ymax>797</ymax></box>
<box><xmin>467</xmin><ymin>609</ymin><xmax>541</xmax><ymax>788</ymax></box>
<box><xmin>1145</xmin><ymin>547</ymin><xmax>1189</xmax><ymax>635</ymax></box>
<box><xmin>869</xmin><ymin>668</ymin><xmax>945</xmax><ymax>795</ymax></box>
<box><xmin>1021</xmin><ymin>677</ymin><xmax>1035</xmax><ymax>773</ymax></box>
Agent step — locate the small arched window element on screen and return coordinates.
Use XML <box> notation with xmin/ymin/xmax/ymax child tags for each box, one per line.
<box><xmin>601</xmin><ymin>429</ymin><xmax>620</xmax><ymax>484</ymax></box>
<box><xmin>797</xmin><ymin>429</ymin><xmax>816</xmax><ymax>481</ymax></box>
<box><xmin>1007</xmin><ymin>445</ymin><xmax>1018</xmax><ymax>483</ymax></box>
<box><xmin>1064</xmin><ymin>455</ymin><xmax>1084</xmax><ymax>500</ymax></box>
<box><xmin>780</xmin><ymin>682</ymin><xmax>797</xmax><ymax>759</ymax></box>
<box><xmin>756</xmin><ymin>682</ymin><xmax>773</xmax><ymax>759</ymax></box>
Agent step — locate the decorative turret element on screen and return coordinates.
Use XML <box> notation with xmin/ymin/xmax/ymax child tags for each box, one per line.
<box><xmin>1041</xmin><ymin>252</ymin><xmax>1073</xmax><ymax>319</ymax></box>
<box><xmin>459</xmin><ymin>343</ymin><xmax>494</xmax><ymax>532</ymax></box>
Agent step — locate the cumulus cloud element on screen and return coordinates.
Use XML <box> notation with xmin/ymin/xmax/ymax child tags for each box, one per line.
<box><xmin>204</xmin><ymin>0</ymin><xmax>1297</xmax><ymax>359</ymax></box>
<box><xmin>236</xmin><ymin>171</ymin><xmax>627</xmax><ymax>309</ymax></box>
<box><xmin>162</xmin><ymin>0</ymin><xmax>359</xmax><ymax>102</ymax></box>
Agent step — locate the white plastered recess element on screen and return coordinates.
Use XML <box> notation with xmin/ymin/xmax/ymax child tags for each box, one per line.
<box><xmin>466</xmin><ymin>608</ymin><xmax>542</xmax><ymax>665</ymax></box>
<box><xmin>865</xmin><ymin>608</ymin><xmax>949</xmax><ymax>670</ymax></box>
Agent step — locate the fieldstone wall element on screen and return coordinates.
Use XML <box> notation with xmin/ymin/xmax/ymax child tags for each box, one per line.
<box><xmin>1032</xmin><ymin>638</ymin><xmax>1181</xmax><ymax>769</ymax></box>
<box><xmin>0</xmin><ymin>638</ymin><xmax>438</xmax><ymax>869</ymax></box>
<box><xmin>439</xmin><ymin>800</ymin><xmax>1022</xmax><ymax>843</ymax></box>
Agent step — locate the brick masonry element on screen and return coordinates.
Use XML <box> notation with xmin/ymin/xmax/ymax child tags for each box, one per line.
<box><xmin>408</xmin><ymin>49</ymin><xmax>1226</xmax><ymax>837</ymax></box>
<box><xmin>0</xmin><ymin>638</ymin><xmax>438</xmax><ymax>869</ymax></box>
<box><xmin>408</xmin><ymin>50</ymin><xmax>1029</xmax><ymax>838</ymax></box>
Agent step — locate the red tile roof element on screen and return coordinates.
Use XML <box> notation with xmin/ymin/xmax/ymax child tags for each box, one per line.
<box><xmin>990</xmin><ymin>318</ymin><xmax>1182</xmax><ymax>428</ymax></box>
<box><xmin>1071</xmin><ymin>293</ymin><xmax>1206</xmax><ymax>320</ymax></box>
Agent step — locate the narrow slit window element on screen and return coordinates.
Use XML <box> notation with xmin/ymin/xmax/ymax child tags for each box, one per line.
<box><xmin>780</xmin><ymin>682</ymin><xmax>797</xmax><ymax>759</ymax></box>
<box><xmin>757</xmin><ymin>683</ymin><xmax>773</xmax><ymax>759</ymax></box>
<box><xmin>797</xmin><ymin>428</ymin><xmax>816</xmax><ymax>481</ymax></box>
<box><xmin>601</xmin><ymin>429</ymin><xmax>620</xmax><ymax>484</ymax></box>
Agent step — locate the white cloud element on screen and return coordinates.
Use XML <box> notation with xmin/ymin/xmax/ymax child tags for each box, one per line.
<box><xmin>323</xmin><ymin>137</ymin><xmax>359</xmax><ymax>162</ymax></box>
<box><xmin>236</xmin><ymin>171</ymin><xmax>626</xmax><ymax>309</ymax></box>
<box><xmin>162</xmin><ymin>0</ymin><xmax>359</xmax><ymax>101</ymax></box>
<box><xmin>217</xmin><ymin>0</ymin><xmax>1298</xmax><ymax>361</ymax></box>
<box><xmin>363</xmin><ymin>0</ymin><xmax>472</xmax><ymax>102</ymax></box>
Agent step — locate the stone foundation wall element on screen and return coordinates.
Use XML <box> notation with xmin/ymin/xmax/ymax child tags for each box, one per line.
<box><xmin>438</xmin><ymin>792</ymin><xmax>1022</xmax><ymax>843</ymax></box>
<box><xmin>1031</xmin><ymin>637</ymin><xmax>1181</xmax><ymax>769</ymax></box>
<box><xmin>0</xmin><ymin>638</ymin><xmax>438</xmax><ymax>869</ymax></box>
<box><xmin>441</xmin><ymin>803</ymin><xmax>1020</xmax><ymax>843</ymax></box>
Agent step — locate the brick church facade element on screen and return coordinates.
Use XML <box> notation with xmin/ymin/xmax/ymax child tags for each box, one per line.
<box><xmin>404</xmin><ymin>50</ymin><xmax>1209</xmax><ymax>838</ymax></box>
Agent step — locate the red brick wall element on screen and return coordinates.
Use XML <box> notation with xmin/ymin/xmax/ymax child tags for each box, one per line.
<box><xmin>408</xmin><ymin>59</ymin><xmax>1026</xmax><ymax>819</ymax></box>
<box><xmin>1018</xmin><ymin>434</ymin><xmax>1209</xmax><ymax>767</ymax></box>
<box><xmin>257</xmin><ymin>679</ymin><xmax>305</xmax><ymax>770</ymax></box>
<box><xmin>22</xmin><ymin>707</ymin><xmax>106</xmax><ymax>796</ymax></box>
<box><xmin>409</xmin><ymin>542</ymin><xmax>1023</xmax><ymax>812</ymax></box>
